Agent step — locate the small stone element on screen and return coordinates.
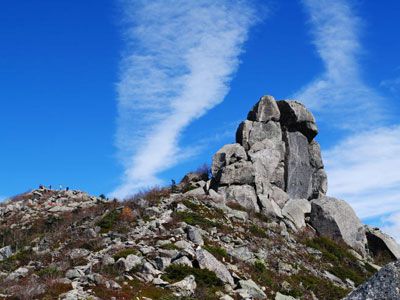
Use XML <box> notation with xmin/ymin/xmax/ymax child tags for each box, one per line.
<box><xmin>65</xmin><ymin>268</ymin><xmax>83</xmax><ymax>280</ymax></box>
<box><xmin>238</xmin><ymin>279</ymin><xmax>267</xmax><ymax>299</ymax></box>
<box><xmin>186</xmin><ymin>226</ymin><xmax>204</xmax><ymax>246</ymax></box>
<box><xmin>6</xmin><ymin>267</ymin><xmax>29</xmax><ymax>281</ymax></box>
<box><xmin>275</xmin><ymin>292</ymin><xmax>297</xmax><ymax>300</ymax></box>
<box><xmin>168</xmin><ymin>275</ymin><xmax>197</xmax><ymax>297</ymax></box>
<box><xmin>0</xmin><ymin>246</ymin><xmax>12</xmax><ymax>261</ymax></box>
<box><xmin>172</xmin><ymin>256</ymin><xmax>193</xmax><ymax>267</ymax></box>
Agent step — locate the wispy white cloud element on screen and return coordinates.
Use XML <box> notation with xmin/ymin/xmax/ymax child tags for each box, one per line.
<box><xmin>296</xmin><ymin>0</ymin><xmax>400</xmax><ymax>236</ymax></box>
<box><xmin>112</xmin><ymin>0</ymin><xmax>257</xmax><ymax>198</ymax></box>
<box><xmin>324</xmin><ymin>126</ymin><xmax>400</xmax><ymax>218</ymax></box>
<box><xmin>381</xmin><ymin>211</ymin><xmax>400</xmax><ymax>243</ymax></box>
<box><xmin>381</xmin><ymin>76</ymin><xmax>400</xmax><ymax>94</ymax></box>
<box><xmin>295</xmin><ymin>0</ymin><xmax>384</xmax><ymax>129</ymax></box>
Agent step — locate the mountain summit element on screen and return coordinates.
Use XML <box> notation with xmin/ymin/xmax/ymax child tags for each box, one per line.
<box><xmin>0</xmin><ymin>96</ymin><xmax>399</xmax><ymax>299</ymax></box>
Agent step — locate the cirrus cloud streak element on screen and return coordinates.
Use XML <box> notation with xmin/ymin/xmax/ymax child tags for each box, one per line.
<box><xmin>112</xmin><ymin>0</ymin><xmax>257</xmax><ymax>198</ymax></box>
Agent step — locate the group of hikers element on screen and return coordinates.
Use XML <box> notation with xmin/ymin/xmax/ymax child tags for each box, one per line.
<box><xmin>38</xmin><ymin>184</ymin><xmax>69</xmax><ymax>191</ymax></box>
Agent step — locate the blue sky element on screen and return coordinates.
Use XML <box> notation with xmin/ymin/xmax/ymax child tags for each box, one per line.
<box><xmin>1</xmin><ymin>1</ymin><xmax>400</xmax><ymax>239</ymax></box>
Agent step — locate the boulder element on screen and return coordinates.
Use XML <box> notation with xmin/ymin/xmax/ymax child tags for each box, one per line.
<box><xmin>101</xmin><ymin>255</ymin><xmax>115</xmax><ymax>266</ymax></box>
<box><xmin>247</xmin><ymin>95</ymin><xmax>280</xmax><ymax>123</ymax></box>
<box><xmin>155</xmin><ymin>256</ymin><xmax>171</xmax><ymax>271</ymax></box>
<box><xmin>269</xmin><ymin>185</ymin><xmax>290</xmax><ymax>208</ymax></box>
<box><xmin>0</xmin><ymin>246</ymin><xmax>12</xmax><ymax>261</ymax></box>
<box><xmin>184</xmin><ymin>186</ymin><xmax>206</xmax><ymax>196</ymax></box>
<box><xmin>142</xmin><ymin>261</ymin><xmax>162</xmax><ymax>277</ymax></box>
<box><xmin>275</xmin><ymin>292</ymin><xmax>297</xmax><ymax>300</ymax></box>
<box><xmin>69</xmin><ymin>248</ymin><xmax>90</xmax><ymax>260</ymax></box>
<box><xmin>344</xmin><ymin>260</ymin><xmax>400</xmax><ymax>300</ymax></box>
<box><xmin>230</xmin><ymin>245</ymin><xmax>254</xmax><ymax>261</ymax></box>
<box><xmin>225</xmin><ymin>185</ymin><xmax>259</xmax><ymax>212</ymax></box>
<box><xmin>211</xmin><ymin>144</ymin><xmax>247</xmax><ymax>177</ymax></box>
<box><xmin>310</xmin><ymin>197</ymin><xmax>367</xmax><ymax>255</ymax></box>
<box><xmin>180</xmin><ymin>172</ymin><xmax>208</xmax><ymax>186</ymax></box>
<box><xmin>65</xmin><ymin>268</ymin><xmax>84</xmax><ymax>280</ymax></box>
<box><xmin>116</xmin><ymin>254</ymin><xmax>142</xmax><ymax>272</ymax></box>
<box><xmin>196</xmin><ymin>248</ymin><xmax>234</xmax><ymax>286</ymax></box>
<box><xmin>282</xmin><ymin>199</ymin><xmax>311</xmax><ymax>230</ymax></box>
<box><xmin>219</xmin><ymin>161</ymin><xmax>255</xmax><ymax>186</ymax></box>
<box><xmin>6</xmin><ymin>267</ymin><xmax>29</xmax><ymax>281</ymax></box>
<box><xmin>168</xmin><ymin>275</ymin><xmax>197</xmax><ymax>297</ymax></box>
<box><xmin>277</xmin><ymin>100</ymin><xmax>318</xmax><ymax>141</ymax></box>
<box><xmin>236</xmin><ymin>120</ymin><xmax>282</xmax><ymax>151</ymax></box>
<box><xmin>59</xmin><ymin>289</ymin><xmax>96</xmax><ymax>300</ymax></box>
<box><xmin>258</xmin><ymin>195</ymin><xmax>283</xmax><ymax>218</ymax></box>
<box><xmin>172</xmin><ymin>256</ymin><xmax>193</xmax><ymax>267</ymax></box>
<box><xmin>186</xmin><ymin>226</ymin><xmax>204</xmax><ymax>246</ymax></box>
<box><xmin>238</xmin><ymin>279</ymin><xmax>267</xmax><ymax>299</ymax></box>
<box><xmin>366</xmin><ymin>226</ymin><xmax>400</xmax><ymax>260</ymax></box>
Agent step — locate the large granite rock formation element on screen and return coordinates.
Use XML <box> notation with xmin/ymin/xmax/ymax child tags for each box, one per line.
<box><xmin>208</xmin><ymin>95</ymin><xmax>400</xmax><ymax>260</ymax></box>
<box><xmin>211</xmin><ymin>95</ymin><xmax>327</xmax><ymax>218</ymax></box>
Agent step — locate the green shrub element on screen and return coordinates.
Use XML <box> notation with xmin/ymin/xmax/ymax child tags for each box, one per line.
<box><xmin>304</xmin><ymin>236</ymin><xmax>373</xmax><ymax>286</ymax></box>
<box><xmin>96</xmin><ymin>210</ymin><xmax>120</xmax><ymax>233</ymax></box>
<box><xmin>113</xmin><ymin>248</ymin><xmax>138</xmax><ymax>260</ymax></box>
<box><xmin>37</xmin><ymin>266</ymin><xmax>62</xmax><ymax>278</ymax></box>
<box><xmin>162</xmin><ymin>264</ymin><xmax>223</xmax><ymax>287</ymax></box>
<box><xmin>160</xmin><ymin>243</ymin><xmax>179</xmax><ymax>250</ymax></box>
<box><xmin>174</xmin><ymin>211</ymin><xmax>218</xmax><ymax>229</ymax></box>
<box><xmin>249</xmin><ymin>260</ymin><xmax>274</xmax><ymax>288</ymax></box>
<box><xmin>364</xmin><ymin>262</ymin><xmax>378</xmax><ymax>274</ymax></box>
<box><xmin>182</xmin><ymin>199</ymin><xmax>201</xmax><ymax>211</ymax></box>
<box><xmin>288</xmin><ymin>272</ymin><xmax>349</xmax><ymax>299</ymax></box>
<box><xmin>203</xmin><ymin>244</ymin><xmax>228</xmax><ymax>259</ymax></box>
<box><xmin>254</xmin><ymin>260</ymin><xmax>266</xmax><ymax>272</ymax></box>
<box><xmin>249</xmin><ymin>224</ymin><xmax>267</xmax><ymax>238</ymax></box>
<box><xmin>181</xmin><ymin>183</ymin><xmax>197</xmax><ymax>193</ymax></box>
<box><xmin>305</xmin><ymin>236</ymin><xmax>355</xmax><ymax>262</ymax></box>
<box><xmin>0</xmin><ymin>248</ymin><xmax>33</xmax><ymax>272</ymax></box>
<box><xmin>254</xmin><ymin>212</ymin><xmax>269</xmax><ymax>223</ymax></box>
<box><xmin>329</xmin><ymin>265</ymin><xmax>365</xmax><ymax>286</ymax></box>
<box><xmin>226</xmin><ymin>201</ymin><xmax>247</xmax><ymax>212</ymax></box>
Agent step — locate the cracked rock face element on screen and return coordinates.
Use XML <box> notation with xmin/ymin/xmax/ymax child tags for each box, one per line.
<box><xmin>211</xmin><ymin>95</ymin><xmax>327</xmax><ymax>212</ymax></box>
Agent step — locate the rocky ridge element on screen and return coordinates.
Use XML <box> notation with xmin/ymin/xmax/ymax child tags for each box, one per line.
<box><xmin>0</xmin><ymin>95</ymin><xmax>399</xmax><ymax>300</ymax></box>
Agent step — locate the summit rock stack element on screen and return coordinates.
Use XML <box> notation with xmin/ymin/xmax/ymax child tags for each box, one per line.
<box><xmin>208</xmin><ymin>95</ymin><xmax>400</xmax><ymax>259</ymax></box>
<box><xmin>210</xmin><ymin>95</ymin><xmax>327</xmax><ymax>219</ymax></box>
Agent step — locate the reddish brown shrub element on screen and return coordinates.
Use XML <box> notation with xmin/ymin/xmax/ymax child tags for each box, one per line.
<box><xmin>119</xmin><ymin>207</ymin><xmax>134</xmax><ymax>222</ymax></box>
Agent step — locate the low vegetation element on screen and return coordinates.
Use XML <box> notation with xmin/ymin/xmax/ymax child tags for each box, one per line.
<box><xmin>203</xmin><ymin>243</ymin><xmax>228</xmax><ymax>260</ymax></box>
<box><xmin>286</xmin><ymin>270</ymin><xmax>350</xmax><ymax>299</ymax></box>
<box><xmin>113</xmin><ymin>247</ymin><xmax>138</xmax><ymax>260</ymax></box>
<box><xmin>304</xmin><ymin>236</ymin><xmax>374</xmax><ymax>286</ymax></box>
<box><xmin>249</xmin><ymin>224</ymin><xmax>267</xmax><ymax>238</ymax></box>
<box><xmin>96</xmin><ymin>209</ymin><xmax>121</xmax><ymax>233</ymax></box>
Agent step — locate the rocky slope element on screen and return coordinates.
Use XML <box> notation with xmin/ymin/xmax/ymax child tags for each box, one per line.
<box><xmin>0</xmin><ymin>95</ymin><xmax>399</xmax><ymax>300</ymax></box>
